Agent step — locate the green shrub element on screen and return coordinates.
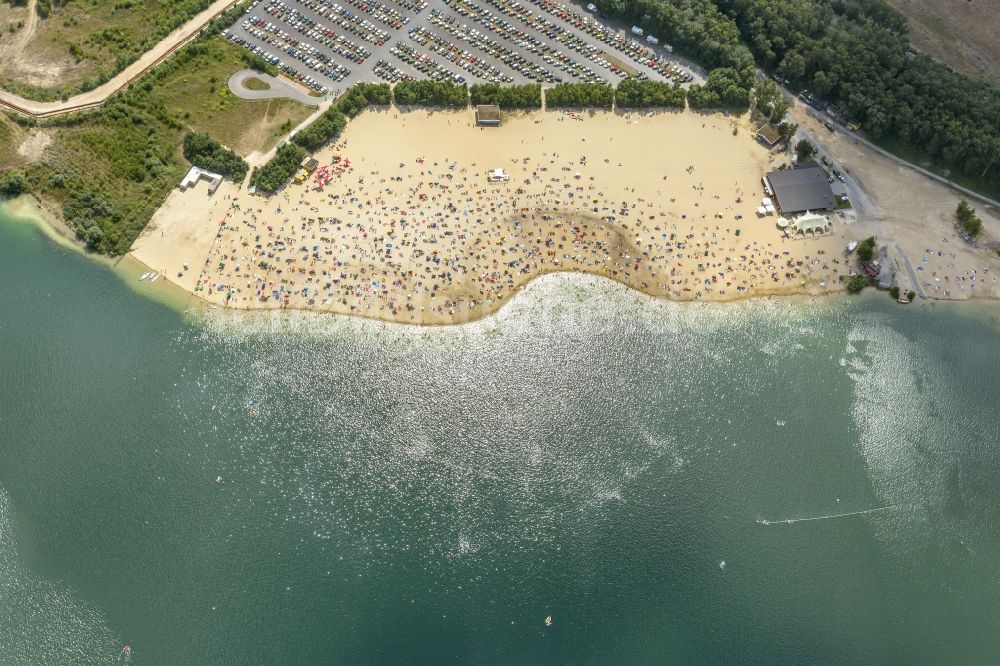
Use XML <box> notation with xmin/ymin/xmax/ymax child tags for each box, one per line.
<box><xmin>393</xmin><ymin>80</ymin><xmax>468</xmax><ymax>107</ymax></box>
<box><xmin>0</xmin><ymin>169</ymin><xmax>26</xmax><ymax>197</ymax></box>
<box><xmin>250</xmin><ymin>143</ymin><xmax>305</xmax><ymax>194</ymax></box>
<box><xmin>182</xmin><ymin>132</ymin><xmax>248</xmax><ymax>181</ymax></box>
<box><xmin>544</xmin><ymin>83</ymin><xmax>614</xmax><ymax>108</ymax></box>
<box><xmin>469</xmin><ymin>83</ymin><xmax>542</xmax><ymax>109</ymax></box>
<box><xmin>615</xmin><ymin>79</ymin><xmax>686</xmax><ymax>108</ymax></box>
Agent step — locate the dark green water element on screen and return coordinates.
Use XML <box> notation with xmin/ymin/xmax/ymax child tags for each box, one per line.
<box><xmin>1</xmin><ymin>207</ymin><xmax>999</xmax><ymax>665</ymax></box>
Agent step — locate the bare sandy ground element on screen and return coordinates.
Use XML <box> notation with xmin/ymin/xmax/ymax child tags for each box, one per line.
<box><xmin>790</xmin><ymin>103</ymin><xmax>1000</xmax><ymax>301</ymax></box>
<box><xmin>130</xmin><ymin>179</ymin><xmax>240</xmax><ymax>292</ymax></box>
<box><xmin>129</xmin><ymin>107</ymin><xmax>871</xmax><ymax>324</ymax></box>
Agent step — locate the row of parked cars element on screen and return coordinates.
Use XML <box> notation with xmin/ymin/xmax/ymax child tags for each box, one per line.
<box><xmin>263</xmin><ymin>0</ymin><xmax>390</xmax><ymax>45</ymax></box>
<box><xmin>225</xmin><ymin>28</ymin><xmax>338</xmax><ymax>91</ymax></box>
<box><xmin>531</xmin><ymin>0</ymin><xmax>694</xmax><ymax>83</ymax></box>
<box><xmin>482</xmin><ymin>0</ymin><xmax>627</xmax><ymax>78</ymax></box>
<box><xmin>391</xmin><ymin>42</ymin><xmax>468</xmax><ymax>83</ymax></box>
<box><xmin>409</xmin><ymin>25</ymin><xmax>514</xmax><ymax>83</ymax></box>
<box><xmin>243</xmin><ymin>13</ymin><xmax>371</xmax><ymax>63</ymax></box>
<box><xmin>442</xmin><ymin>0</ymin><xmax>605</xmax><ymax>83</ymax></box>
<box><xmin>372</xmin><ymin>58</ymin><xmax>414</xmax><ymax>82</ymax></box>
<box><xmin>425</xmin><ymin>9</ymin><xmax>560</xmax><ymax>83</ymax></box>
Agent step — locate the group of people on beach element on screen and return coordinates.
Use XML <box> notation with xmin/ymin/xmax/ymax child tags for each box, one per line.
<box><xmin>196</xmin><ymin>116</ymin><xmax>851</xmax><ymax>323</ymax></box>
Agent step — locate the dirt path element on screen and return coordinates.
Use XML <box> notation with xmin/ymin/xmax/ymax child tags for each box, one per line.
<box><xmin>0</xmin><ymin>0</ymin><xmax>39</xmax><ymax>76</ymax></box>
<box><xmin>0</xmin><ymin>0</ymin><xmax>239</xmax><ymax>117</ymax></box>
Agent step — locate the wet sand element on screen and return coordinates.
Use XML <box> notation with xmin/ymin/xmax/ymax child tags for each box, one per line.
<box><xmin>135</xmin><ymin>108</ymin><xmax>871</xmax><ymax>324</ymax></box>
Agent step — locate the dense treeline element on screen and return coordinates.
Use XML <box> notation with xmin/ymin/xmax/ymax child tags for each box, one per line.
<box><xmin>469</xmin><ymin>83</ymin><xmax>542</xmax><ymax>108</ymax></box>
<box><xmin>292</xmin><ymin>109</ymin><xmax>346</xmax><ymax>152</ymax></box>
<box><xmin>614</xmin><ymin>78</ymin><xmax>685</xmax><ymax>108</ymax></box>
<box><xmin>250</xmin><ymin>143</ymin><xmax>306</xmax><ymax>194</ymax></box>
<box><xmin>393</xmin><ymin>80</ymin><xmax>468</xmax><ymax>107</ymax></box>
<box><xmin>544</xmin><ymin>83</ymin><xmax>614</xmax><ymax>108</ymax></box>
<box><xmin>685</xmin><ymin>67</ymin><xmax>750</xmax><ymax>109</ymax></box>
<box><xmin>183</xmin><ymin>133</ymin><xmax>248</xmax><ymax>181</ymax></box>
<box><xmin>714</xmin><ymin>0</ymin><xmax>1000</xmax><ymax>191</ymax></box>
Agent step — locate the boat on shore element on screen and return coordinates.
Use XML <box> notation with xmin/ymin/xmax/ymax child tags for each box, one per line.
<box><xmin>149</xmin><ymin>272</ymin><xmax>160</xmax><ymax>283</ymax></box>
<box><xmin>139</xmin><ymin>272</ymin><xmax>150</xmax><ymax>281</ymax></box>
<box><xmin>897</xmin><ymin>296</ymin><xmax>910</xmax><ymax>304</ymax></box>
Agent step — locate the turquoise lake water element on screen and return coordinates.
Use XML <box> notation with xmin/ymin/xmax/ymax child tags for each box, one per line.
<box><xmin>1</xmin><ymin>207</ymin><xmax>999</xmax><ymax>664</ymax></box>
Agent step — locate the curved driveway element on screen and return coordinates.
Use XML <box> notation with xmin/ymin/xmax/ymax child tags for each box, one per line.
<box><xmin>228</xmin><ymin>70</ymin><xmax>325</xmax><ymax>105</ymax></box>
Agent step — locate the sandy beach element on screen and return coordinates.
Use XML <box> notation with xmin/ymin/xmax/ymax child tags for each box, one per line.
<box><xmin>126</xmin><ymin>105</ymin><xmax>997</xmax><ymax>324</ymax></box>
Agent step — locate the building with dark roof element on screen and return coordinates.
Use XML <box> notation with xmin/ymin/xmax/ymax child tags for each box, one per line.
<box><xmin>475</xmin><ymin>104</ymin><xmax>501</xmax><ymax>126</ymax></box>
<box><xmin>755</xmin><ymin>123</ymin><xmax>782</xmax><ymax>149</ymax></box>
<box><xmin>763</xmin><ymin>162</ymin><xmax>836</xmax><ymax>214</ymax></box>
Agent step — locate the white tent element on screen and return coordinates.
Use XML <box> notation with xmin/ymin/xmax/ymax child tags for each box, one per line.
<box><xmin>792</xmin><ymin>211</ymin><xmax>830</xmax><ymax>234</ymax></box>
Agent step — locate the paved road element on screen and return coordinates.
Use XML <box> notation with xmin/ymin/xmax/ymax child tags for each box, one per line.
<box><xmin>0</xmin><ymin>0</ymin><xmax>242</xmax><ymax>118</ymax></box>
<box><xmin>228</xmin><ymin>69</ymin><xmax>324</xmax><ymax>104</ymax></box>
<box><xmin>895</xmin><ymin>243</ymin><xmax>927</xmax><ymax>299</ymax></box>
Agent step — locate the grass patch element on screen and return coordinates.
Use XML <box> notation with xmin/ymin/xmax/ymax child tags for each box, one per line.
<box><xmin>917</xmin><ymin>14</ymin><xmax>952</xmax><ymax>39</ymax></box>
<box><xmin>243</xmin><ymin>77</ymin><xmax>271</xmax><ymax>91</ymax></box>
<box><xmin>143</xmin><ymin>39</ymin><xmax>312</xmax><ymax>155</ymax></box>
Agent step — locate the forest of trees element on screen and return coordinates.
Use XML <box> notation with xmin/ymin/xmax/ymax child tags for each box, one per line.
<box><xmin>182</xmin><ymin>133</ymin><xmax>248</xmax><ymax>181</ymax></box>
<box><xmin>469</xmin><ymin>83</ymin><xmax>542</xmax><ymax>108</ymax></box>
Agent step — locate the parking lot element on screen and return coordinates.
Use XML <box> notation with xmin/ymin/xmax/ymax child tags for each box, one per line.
<box><xmin>224</xmin><ymin>0</ymin><xmax>703</xmax><ymax>96</ymax></box>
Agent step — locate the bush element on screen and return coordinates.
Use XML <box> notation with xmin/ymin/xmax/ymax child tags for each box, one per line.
<box><xmin>906</xmin><ymin>290</ymin><xmax>916</xmax><ymax>301</ymax></box>
<box><xmin>856</xmin><ymin>236</ymin><xmax>877</xmax><ymax>262</ymax></box>
<box><xmin>686</xmin><ymin>67</ymin><xmax>752</xmax><ymax>109</ymax></box>
<box><xmin>955</xmin><ymin>200</ymin><xmax>983</xmax><ymax>237</ymax></box>
<box><xmin>292</xmin><ymin>109</ymin><xmax>346</xmax><ymax>152</ymax></box>
<box><xmin>615</xmin><ymin>79</ymin><xmax>686</xmax><ymax>108</ymax></box>
<box><xmin>393</xmin><ymin>80</ymin><xmax>468</xmax><ymax>107</ymax></box>
<box><xmin>250</xmin><ymin>143</ymin><xmax>306</xmax><ymax>194</ymax></box>
<box><xmin>469</xmin><ymin>83</ymin><xmax>542</xmax><ymax>109</ymax></box>
<box><xmin>795</xmin><ymin>139</ymin><xmax>817</xmax><ymax>162</ymax></box>
<box><xmin>889</xmin><ymin>286</ymin><xmax>900</xmax><ymax>299</ymax></box>
<box><xmin>847</xmin><ymin>275</ymin><xmax>866</xmax><ymax>293</ymax></box>
<box><xmin>0</xmin><ymin>169</ymin><xmax>26</xmax><ymax>197</ymax></box>
<box><xmin>182</xmin><ymin>132</ymin><xmax>248</xmax><ymax>181</ymax></box>
<box><xmin>544</xmin><ymin>83</ymin><xmax>614</xmax><ymax>108</ymax></box>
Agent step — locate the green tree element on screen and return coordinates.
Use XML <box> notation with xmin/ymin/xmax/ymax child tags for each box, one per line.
<box><xmin>0</xmin><ymin>169</ymin><xmax>26</xmax><ymax>197</ymax></box>
<box><xmin>795</xmin><ymin>139</ymin><xmax>817</xmax><ymax>162</ymax></box>
<box><xmin>777</xmin><ymin>122</ymin><xmax>798</xmax><ymax>144</ymax></box>
<box><xmin>856</xmin><ymin>236</ymin><xmax>877</xmax><ymax>262</ymax></box>
<box><xmin>752</xmin><ymin>79</ymin><xmax>788</xmax><ymax>122</ymax></box>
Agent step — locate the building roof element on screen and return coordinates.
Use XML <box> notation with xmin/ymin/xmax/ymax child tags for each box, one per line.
<box><xmin>755</xmin><ymin>123</ymin><xmax>782</xmax><ymax>147</ymax></box>
<box><xmin>764</xmin><ymin>162</ymin><xmax>836</xmax><ymax>213</ymax></box>
<box><xmin>301</xmin><ymin>156</ymin><xmax>319</xmax><ymax>171</ymax></box>
<box><xmin>476</xmin><ymin>104</ymin><xmax>501</xmax><ymax>124</ymax></box>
